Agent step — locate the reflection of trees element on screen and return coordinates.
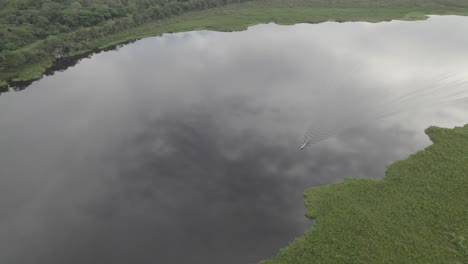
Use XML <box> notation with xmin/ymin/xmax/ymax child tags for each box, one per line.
<box><xmin>0</xmin><ymin>42</ymin><xmax>129</xmax><ymax>95</ymax></box>
<box><xmin>0</xmin><ymin>0</ymin><xmax>253</xmax><ymax>86</ymax></box>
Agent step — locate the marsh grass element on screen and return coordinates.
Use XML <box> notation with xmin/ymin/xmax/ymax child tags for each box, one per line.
<box><xmin>261</xmin><ymin>125</ymin><xmax>468</xmax><ymax>264</ymax></box>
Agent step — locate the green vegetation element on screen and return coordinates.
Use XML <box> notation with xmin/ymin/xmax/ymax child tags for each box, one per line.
<box><xmin>261</xmin><ymin>124</ymin><xmax>468</xmax><ymax>264</ymax></box>
<box><xmin>1</xmin><ymin>0</ymin><xmax>468</xmax><ymax>87</ymax></box>
<box><xmin>2</xmin><ymin>1</ymin><xmax>467</xmax><ymax>261</ymax></box>
<box><xmin>0</xmin><ymin>0</ymin><xmax>251</xmax><ymax>85</ymax></box>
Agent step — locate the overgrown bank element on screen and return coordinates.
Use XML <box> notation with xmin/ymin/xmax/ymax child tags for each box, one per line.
<box><xmin>261</xmin><ymin>124</ymin><xmax>468</xmax><ymax>264</ymax></box>
<box><xmin>2</xmin><ymin>0</ymin><xmax>468</xmax><ymax>89</ymax></box>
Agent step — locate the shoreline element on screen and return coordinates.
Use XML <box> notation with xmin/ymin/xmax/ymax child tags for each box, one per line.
<box><xmin>261</xmin><ymin>124</ymin><xmax>468</xmax><ymax>263</ymax></box>
<box><xmin>2</xmin><ymin>2</ymin><xmax>468</xmax><ymax>93</ymax></box>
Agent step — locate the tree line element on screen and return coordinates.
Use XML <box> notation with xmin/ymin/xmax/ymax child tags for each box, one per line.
<box><xmin>0</xmin><ymin>0</ymin><xmax>250</xmax><ymax>81</ymax></box>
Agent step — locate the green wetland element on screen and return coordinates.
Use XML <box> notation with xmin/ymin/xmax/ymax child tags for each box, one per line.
<box><xmin>0</xmin><ymin>14</ymin><xmax>468</xmax><ymax>264</ymax></box>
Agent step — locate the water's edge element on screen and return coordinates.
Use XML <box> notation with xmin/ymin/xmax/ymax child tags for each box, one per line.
<box><xmin>261</xmin><ymin>124</ymin><xmax>468</xmax><ymax>263</ymax></box>
<box><xmin>3</xmin><ymin>12</ymin><xmax>466</xmax><ymax>95</ymax></box>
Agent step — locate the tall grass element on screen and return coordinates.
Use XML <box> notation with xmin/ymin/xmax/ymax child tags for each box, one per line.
<box><xmin>261</xmin><ymin>124</ymin><xmax>468</xmax><ymax>264</ymax></box>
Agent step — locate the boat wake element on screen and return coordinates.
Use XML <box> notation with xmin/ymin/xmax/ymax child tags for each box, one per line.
<box><xmin>301</xmin><ymin>70</ymin><xmax>468</xmax><ymax>149</ymax></box>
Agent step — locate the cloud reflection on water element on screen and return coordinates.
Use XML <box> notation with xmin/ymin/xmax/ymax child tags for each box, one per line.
<box><xmin>0</xmin><ymin>15</ymin><xmax>467</xmax><ymax>264</ymax></box>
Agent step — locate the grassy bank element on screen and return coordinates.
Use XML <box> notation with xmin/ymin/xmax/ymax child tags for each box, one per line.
<box><xmin>2</xmin><ymin>0</ymin><xmax>468</xmax><ymax>88</ymax></box>
<box><xmin>261</xmin><ymin>124</ymin><xmax>468</xmax><ymax>264</ymax></box>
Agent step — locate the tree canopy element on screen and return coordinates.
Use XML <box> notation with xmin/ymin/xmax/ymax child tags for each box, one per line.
<box><xmin>0</xmin><ymin>0</ymin><xmax>250</xmax><ymax>82</ymax></box>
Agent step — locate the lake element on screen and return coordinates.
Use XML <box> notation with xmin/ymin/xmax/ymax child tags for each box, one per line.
<box><xmin>0</xmin><ymin>15</ymin><xmax>467</xmax><ymax>264</ymax></box>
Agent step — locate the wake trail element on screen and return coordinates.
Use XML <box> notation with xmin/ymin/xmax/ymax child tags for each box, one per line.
<box><xmin>301</xmin><ymin>71</ymin><xmax>468</xmax><ymax>149</ymax></box>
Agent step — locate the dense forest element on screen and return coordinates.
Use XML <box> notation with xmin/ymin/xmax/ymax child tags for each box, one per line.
<box><xmin>0</xmin><ymin>0</ymin><xmax>250</xmax><ymax>84</ymax></box>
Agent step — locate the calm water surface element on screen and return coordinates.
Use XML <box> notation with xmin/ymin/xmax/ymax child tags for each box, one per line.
<box><xmin>1</xmin><ymin>16</ymin><xmax>468</xmax><ymax>264</ymax></box>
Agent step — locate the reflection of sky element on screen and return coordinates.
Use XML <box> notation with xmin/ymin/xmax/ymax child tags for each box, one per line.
<box><xmin>0</xmin><ymin>16</ymin><xmax>468</xmax><ymax>264</ymax></box>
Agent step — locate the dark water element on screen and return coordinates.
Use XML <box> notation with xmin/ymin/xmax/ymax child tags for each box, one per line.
<box><xmin>1</xmin><ymin>16</ymin><xmax>468</xmax><ymax>264</ymax></box>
